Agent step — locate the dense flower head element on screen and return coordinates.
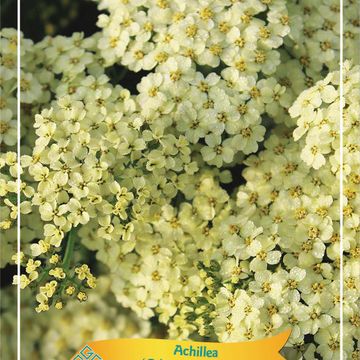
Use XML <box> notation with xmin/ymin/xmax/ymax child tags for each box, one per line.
<box><xmin>95</xmin><ymin>0</ymin><xmax>290</xmax><ymax>71</ymax></box>
<box><xmin>290</xmin><ymin>61</ymin><xmax>359</xmax><ymax>172</ymax></box>
<box><xmin>0</xmin><ymin>278</ymin><xmax>151</xmax><ymax>360</ymax></box>
<box><xmin>1</xmin><ymin>28</ymin><xmax>21</xmax><ymax>148</ymax></box>
<box><xmin>285</xmin><ymin>0</ymin><xmax>360</xmax><ymax>74</ymax></box>
<box><xmin>290</xmin><ymin>64</ymin><xmax>360</xmax><ymax>356</ymax></box>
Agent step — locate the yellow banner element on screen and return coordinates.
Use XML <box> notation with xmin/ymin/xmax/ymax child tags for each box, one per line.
<box><xmin>71</xmin><ymin>330</ymin><xmax>291</xmax><ymax>360</ymax></box>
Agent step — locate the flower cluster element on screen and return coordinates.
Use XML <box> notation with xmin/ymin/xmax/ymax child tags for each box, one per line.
<box><xmin>285</xmin><ymin>0</ymin><xmax>359</xmax><ymax>76</ymax></box>
<box><xmin>231</xmin><ymin>128</ymin><xmax>344</xmax><ymax>358</ymax></box>
<box><xmin>1</xmin><ymin>28</ymin><xmax>20</xmax><ymax>148</ymax></box>
<box><xmin>96</xmin><ymin>0</ymin><xmax>290</xmax><ymax>70</ymax></box>
<box><xmin>290</xmin><ymin>62</ymin><xmax>360</xmax><ymax>357</ymax></box>
<box><xmin>94</xmin><ymin>0</ymin><xmax>293</xmax><ymax>165</ymax></box>
<box><xmin>0</xmin><ymin>278</ymin><xmax>151</xmax><ymax>360</ymax></box>
<box><xmin>135</xmin><ymin>58</ymin><xmax>287</xmax><ymax>166</ymax></box>
<box><xmin>275</xmin><ymin>0</ymin><xmax>359</xmax><ymax>128</ymax></box>
<box><xmin>285</xmin><ymin>0</ymin><xmax>340</xmax><ymax>74</ymax></box>
<box><xmin>0</xmin><ymin>151</ymin><xmax>34</xmax><ymax>266</ymax></box>
<box><xmin>290</xmin><ymin>70</ymin><xmax>340</xmax><ymax>170</ymax></box>
<box><xmin>13</xmin><ymin>242</ymin><xmax>97</xmax><ymax>313</ymax></box>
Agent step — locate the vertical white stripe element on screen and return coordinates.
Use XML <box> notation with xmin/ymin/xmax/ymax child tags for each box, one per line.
<box><xmin>339</xmin><ymin>0</ymin><xmax>344</xmax><ymax>359</ymax></box>
<box><xmin>17</xmin><ymin>0</ymin><xmax>21</xmax><ymax>360</ymax></box>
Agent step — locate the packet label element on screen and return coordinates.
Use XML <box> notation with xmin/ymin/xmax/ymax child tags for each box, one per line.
<box><xmin>72</xmin><ymin>329</ymin><xmax>291</xmax><ymax>360</ymax></box>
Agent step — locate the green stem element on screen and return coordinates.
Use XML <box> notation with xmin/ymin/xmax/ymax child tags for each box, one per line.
<box><xmin>63</xmin><ymin>229</ymin><xmax>76</xmax><ymax>269</ymax></box>
<box><xmin>35</xmin><ymin>268</ymin><xmax>50</xmax><ymax>284</ymax></box>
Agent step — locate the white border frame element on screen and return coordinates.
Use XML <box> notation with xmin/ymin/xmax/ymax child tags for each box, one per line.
<box><xmin>17</xmin><ymin>0</ymin><xmax>21</xmax><ymax>359</ymax></box>
<box><xmin>339</xmin><ymin>0</ymin><xmax>344</xmax><ymax>359</ymax></box>
<box><xmin>14</xmin><ymin>1</ymin><xmax>346</xmax><ymax>359</ymax></box>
